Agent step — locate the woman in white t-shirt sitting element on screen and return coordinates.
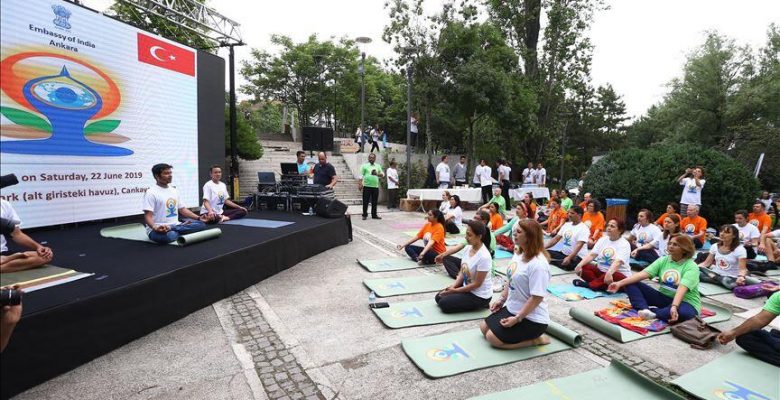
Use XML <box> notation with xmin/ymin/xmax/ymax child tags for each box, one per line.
<box><xmin>573</xmin><ymin>219</ymin><xmax>632</xmax><ymax>291</ymax></box>
<box><xmin>439</xmin><ymin>191</ymin><xmax>452</xmax><ymax>214</ymax></box>
<box><xmin>480</xmin><ymin>219</ymin><xmax>552</xmax><ymax>349</ymax></box>
<box><xmin>435</xmin><ymin>220</ymin><xmax>493</xmax><ymax>313</ymax></box>
<box><xmin>628</xmin><ymin>209</ymin><xmax>663</xmax><ymax>263</ymax></box>
<box><xmin>443</xmin><ymin>195</ymin><xmax>463</xmax><ymax>234</ymax></box>
<box><xmin>698</xmin><ymin>225</ymin><xmax>760</xmax><ymax>289</ymax></box>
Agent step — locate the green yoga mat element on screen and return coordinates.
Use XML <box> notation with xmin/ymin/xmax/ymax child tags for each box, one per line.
<box><xmin>698</xmin><ymin>281</ymin><xmax>732</xmax><ymax>296</ymax></box>
<box><xmin>471</xmin><ymin>360</ymin><xmax>686</xmax><ymax>400</ymax></box>
<box><xmin>402</xmin><ymin>322</ymin><xmax>581</xmax><ymax>378</ymax></box>
<box><xmin>100</xmin><ymin>223</ymin><xmax>221</xmax><ymax>246</ymax></box>
<box><xmin>357</xmin><ymin>258</ymin><xmax>434</xmax><ymax>272</ymax></box>
<box><xmin>672</xmin><ymin>350</ymin><xmax>779</xmax><ymax>400</ymax></box>
<box><xmin>373</xmin><ymin>298</ymin><xmax>494</xmax><ymax>328</ymax></box>
<box><xmin>569</xmin><ymin>301</ymin><xmax>733</xmax><ymax>343</ymax></box>
<box><xmin>364</xmin><ymin>275</ymin><xmax>453</xmax><ymax>297</ymax></box>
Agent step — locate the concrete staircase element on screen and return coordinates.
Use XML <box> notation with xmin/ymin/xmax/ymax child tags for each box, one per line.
<box><xmin>237</xmin><ymin>140</ymin><xmax>363</xmax><ymax>205</ymax></box>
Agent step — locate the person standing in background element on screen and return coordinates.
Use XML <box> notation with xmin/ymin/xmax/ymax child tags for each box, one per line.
<box><xmin>534</xmin><ymin>162</ymin><xmax>546</xmax><ymax>186</ymax></box>
<box><xmin>498</xmin><ymin>159</ymin><xmax>512</xmax><ymax>208</ymax></box>
<box><xmin>358</xmin><ymin>153</ymin><xmax>384</xmax><ymax>220</ymax></box>
<box><xmin>370</xmin><ymin>125</ymin><xmax>381</xmax><ymax>153</ymax></box>
<box><xmin>386</xmin><ymin>160</ymin><xmax>399</xmax><ymax>209</ymax></box>
<box><xmin>522</xmin><ymin>162</ymin><xmax>535</xmax><ymax>185</ymax></box>
<box><xmin>677</xmin><ymin>166</ymin><xmax>705</xmax><ymax>216</ymax></box>
<box><xmin>454</xmin><ymin>156</ymin><xmax>468</xmax><ymax>187</ymax></box>
<box><xmin>479</xmin><ymin>159</ymin><xmax>494</xmax><ymax>205</ymax></box>
<box><xmin>436</xmin><ymin>155</ymin><xmax>451</xmax><ymax>189</ymax></box>
<box><xmin>472</xmin><ymin>161</ymin><xmax>483</xmax><ymax>188</ymax></box>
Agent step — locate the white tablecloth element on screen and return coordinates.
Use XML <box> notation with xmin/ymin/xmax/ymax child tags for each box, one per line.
<box><xmin>406</xmin><ymin>188</ymin><xmax>483</xmax><ymax>202</ymax></box>
<box><xmin>510</xmin><ymin>187</ymin><xmax>550</xmax><ymax>200</ymax></box>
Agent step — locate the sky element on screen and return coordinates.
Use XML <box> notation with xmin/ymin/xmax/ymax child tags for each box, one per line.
<box><xmin>84</xmin><ymin>0</ymin><xmax>779</xmax><ymax>119</ymax></box>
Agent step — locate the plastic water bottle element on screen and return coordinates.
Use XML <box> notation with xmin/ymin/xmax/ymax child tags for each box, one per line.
<box><xmin>368</xmin><ymin>290</ymin><xmax>376</xmax><ymax>306</ymax></box>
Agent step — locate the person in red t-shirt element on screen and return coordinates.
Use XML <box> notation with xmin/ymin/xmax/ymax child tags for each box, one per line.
<box><xmin>680</xmin><ymin>204</ymin><xmax>708</xmax><ymax>249</ymax></box>
<box><xmin>397</xmin><ymin>209</ymin><xmax>447</xmax><ymax>264</ymax></box>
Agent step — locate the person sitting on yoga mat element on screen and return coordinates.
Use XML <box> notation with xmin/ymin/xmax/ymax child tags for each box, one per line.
<box><xmin>748</xmin><ymin>201</ymin><xmax>772</xmax><ymax>236</ymax></box>
<box><xmin>643</xmin><ymin>214</ymin><xmax>681</xmax><ymax>258</ymax></box>
<box><xmin>200</xmin><ymin>165</ymin><xmax>248</xmax><ymax>223</ymax></box>
<box><xmin>439</xmin><ymin>191</ymin><xmax>452</xmax><ymax>214</ymax></box>
<box><xmin>582</xmin><ymin>199</ymin><xmax>606</xmax><ymax>248</ymax></box>
<box><xmin>436</xmin><ymin>210</ymin><xmax>495</xmax><ymax>279</ymax></box>
<box><xmin>435</xmin><ymin>221</ymin><xmax>493</xmax><ymax>313</ymax></box>
<box><xmin>607</xmin><ymin>235</ymin><xmax>701</xmax><ymax>323</ymax></box>
<box><xmin>734</xmin><ymin>209</ymin><xmax>761</xmax><ymax>259</ymax></box>
<box><xmin>680</xmin><ymin>205</ymin><xmax>708</xmax><ymax>249</ymax></box>
<box><xmin>655</xmin><ymin>202</ymin><xmax>680</xmax><ymax>226</ymax></box>
<box><xmin>478</xmin><ymin>186</ymin><xmax>506</xmax><ymax>217</ymax></box>
<box><xmin>443</xmin><ymin>195</ymin><xmax>463</xmax><ymax>234</ymax></box>
<box><xmin>539</xmin><ymin>198</ymin><xmax>568</xmax><ymax>236</ymax></box>
<box><xmin>495</xmin><ymin>203</ymin><xmax>531</xmax><ymax>251</ymax></box>
<box><xmin>397</xmin><ymin>209</ymin><xmax>447</xmax><ymax>264</ymax></box>
<box><xmin>759</xmin><ymin>229</ymin><xmax>780</xmax><ymax>266</ymax></box>
<box><xmin>628</xmin><ymin>209</ymin><xmax>663</xmax><ymax>264</ymax></box>
<box><xmin>143</xmin><ymin>163</ymin><xmax>208</xmax><ymax>244</ymax></box>
<box><xmin>487</xmin><ymin>202</ymin><xmax>504</xmax><ymax>232</ymax></box>
<box><xmin>718</xmin><ymin>288</ymin><xmax>780</xmax><ymax>367</ymax></box>
<box><xmin>544</xmin><ymin>206</ymin><xmax>589</xmax><ymax>270</ymax></box>
<box><xmin>480</xmin><ymin>219</ymin><xmax>552</xmax><ymax>349</ymax></box>
<box><xmin>698</xmin><ymin>225</ymin><xmax>761</xmax><ymax>289</ymax></box>
<box><xmin>0</xmin><ymin>199</ymin><xmax>53</xmax><ymax>272</ymax></box>
<box><xmin>573</xmin><ymin>219</ymin><xmax>632</xmax><ymax>291</ymax></box>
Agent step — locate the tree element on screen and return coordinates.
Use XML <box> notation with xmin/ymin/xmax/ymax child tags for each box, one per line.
<box><xmin>226</xmin><ymin>101</ymin><xmax>263</xmax><ymax>160</ymax></box>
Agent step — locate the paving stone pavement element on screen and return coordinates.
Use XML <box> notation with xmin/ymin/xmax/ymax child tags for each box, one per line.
<box><xmin>227</xmin><ymin>291</ymin><xmax>326</xmax><ymax>400</ymax></box>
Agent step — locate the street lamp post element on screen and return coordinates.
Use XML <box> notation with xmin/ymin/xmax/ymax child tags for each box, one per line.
<box><xmin>406</xmin><ymin>66</ymin><xmax>413</xmax><ymax>189</ymax></box>
<box><xmin>359</xmin><ymin>52</ymin><xmax>366</xmax><ymax>134</ymax></box>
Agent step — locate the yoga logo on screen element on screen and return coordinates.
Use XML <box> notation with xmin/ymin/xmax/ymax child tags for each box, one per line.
<box><xmin>713</xmin><ymin>381</ymin><xmax>772</xmax><ymax>400</ymax></box>
<box><xmin>52</xmin><ymin>5</ymin><xmax>72</xmax><ymax>30</ymax></box>
<box><xmin>390</xmin><ymin>307</ymin><xmax>423</xmax><ymax>319</ymax></box>
<box><xmin>426</xmin><ymin>342</ymin><xmax>470</xmax><ymax>362</ymax></box>
<box><xmin>0</xmin><ymin>52</ymin><xmax>132</xmax><ymax>156</ymax></box>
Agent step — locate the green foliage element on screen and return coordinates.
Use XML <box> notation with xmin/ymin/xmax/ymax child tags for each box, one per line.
<box><xmin>382</xmin><ymin>154</ymin><xmax>427</xmax><ymax>199</ymax></box>
<box><xmin>225</xmin><ymin>106</ymin><xmax>263</xmax><ymax>160</ymax></box>
<box><xmin>108</xmin><ymin>1</ymin><xmax>216</xmax><ymax>50</ymax></box>
<box><xmin>583</xmin><ymin>144</ymin><xmax>760</xmax><ymax>226</ymax></box>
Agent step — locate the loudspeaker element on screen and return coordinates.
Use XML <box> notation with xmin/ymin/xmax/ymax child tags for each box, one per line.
<box><xmin>302</xmin><ymin>127</ymin><xmax>334</xmax><ymax>151</ymax></box>
<box><xmin>315</xmin><ymin>197</ymin><xmax>347</xmax><ymax>218</ymax></box>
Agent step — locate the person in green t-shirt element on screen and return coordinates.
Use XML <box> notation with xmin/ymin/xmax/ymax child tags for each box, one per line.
<box><xmin>358</xmin><ymin>153</ymin><xmax>384</xmax><ymax>220</ymax></box>
<box><xmin>717</xmin><ymin>287</ymin><xmax>780</xmax><ymax>367</ymax></box>
<box><xmin>478</xmin><ymin>186</ymin><xmax>506</xmax><ymax>216</ymax></box>
<box><xmin>608</xmin><ymin>234</ymin><xmax>701</xmax><ymax>323</ymax></box>
<box><xmin>560</xmin><ymin>190</ymin><xmax>573</xmax><ymax>211</ymax></box>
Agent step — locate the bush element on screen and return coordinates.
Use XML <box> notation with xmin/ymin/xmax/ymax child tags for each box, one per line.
<box><xmin>583</xmin><ymin>144</ymin><xmax>760</xmax><ymax>226</ymax></box>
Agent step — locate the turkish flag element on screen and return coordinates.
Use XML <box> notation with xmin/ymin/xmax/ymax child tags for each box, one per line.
<box><xmin>137</xmin><ymin>33</ymin><xmax>195</xmax><ymax>76</ymax></box>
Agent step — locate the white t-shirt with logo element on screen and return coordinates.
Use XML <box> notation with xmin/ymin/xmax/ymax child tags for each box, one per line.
<box><xmin>504</xmin><ymin>253</ymin><xmax>551</xmax><ymax>324</ymax></box>
<box><xmin>733</xmin><ymin>223</ymin><xmax>760</xmax><ymax>246</ymax></box>
<box><xmin>709</xmin><ymin>244</ymin><xmax>747</xmax><ymax>278</ymax></box>
<box><xmin>436</xmin><ymin>162</ymin><xmax>451</xmax><ymax>183</ymax></box>
<box><xmin>534</xmin><ymin>168</ymin><xmax>546</xmax><ymax>184</ymax></box>
<box><xmin>651</xmin><ymin>234</ymin><xmax>672</xmax><ymax>256</ymax></box>
<box><xmin>450</xmin><ymin>206</ymin><xmax>463</xmax><ymax>226</ymax></box>
<box><xmin>590</xmin><ymin>236</ymin><xmax>632</xmax><ymax>276</ymax></box>
<box><xmin>200</xmin><ymin>180</ymin><xmax>230</xmax><ymax>215</ymax></box>
<box><xmin>459</xmin><ymin>244</ymin><xmax>493</xmax><ymax>299</ymax></box>
<box><xmin>142</xmin><ymin>185</ymin><xmax>183</xmax><ymax>232</ymax></box>
<box><xmin>679</xmin><ymin>177</ymin><xmax>705</xmax><ymax>205</ymax></box>
<box><xmin>631</xmin><ymin>223</ymin><xmax>663</xmax><ymax>255</ymax></box>
<box><xmin>0</xmin><ymin>199</ymin><xmax>21</xmax><ymax>253</ymax></box>
<box><xmin>386</xmin><ymin>167</ymin><xmax>399</xmax><ymax>189</ymax></box>
<box><xmin>522</xmin><ymin>168</ymin><xmax>535</xmax><ymax>184</ymax></box>
<box><xmin>479</xmin><ymin>166</ymin><xmax>493</xmax><ymax>187</ymax></box>
<box><xmin>556</xmin><ymin>221</ymin><xmax>590</xmax><ymax>259</ymax></box>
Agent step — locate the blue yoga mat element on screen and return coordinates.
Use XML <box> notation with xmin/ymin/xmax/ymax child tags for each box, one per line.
<box><xmin>222</xmin><ymin>219</ymin><xmax>295</xmax><ymax>228</ymax></box>
<box><xmin>547</xmin><ymin>284</ymin><xmax>626</xmax><ymax>301</ymax></box>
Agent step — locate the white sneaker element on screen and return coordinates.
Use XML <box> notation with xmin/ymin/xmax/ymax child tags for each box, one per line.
<box><xmin>638</xmin><ymin>309</ymin><xmax>657</xmax><ymax>320</ymax></box>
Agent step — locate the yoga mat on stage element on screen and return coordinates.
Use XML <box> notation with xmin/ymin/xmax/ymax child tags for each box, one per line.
<box><xmin>698</xmin><ymin>281</ymin><xmax>733</xmax><ymax>296</ymax></box>
<box><xmin>357</xmin><ymin>258</ymin><xmax>433</xmax><ymax>272</ymax></box>
<box><xmin>0</xmin><ymin>265</ymin><xmax>93</xmax><ymax>292</ymax></box>
<box><xmin>402</xmin><ymin>321</ymin><xmax>581</xmax><ymax>378</ymax></box>
<box><xmin>470</xmin><ymin>360</ymin><xmax>686</xmax><ymax>400</ymax></box>
<box><xmin>547</xmin><ymin>284</ymin><xmax>626</xmax><ymax>301</ymax></box>
<box><xmin>672</xmin><ymin>350</ymin><xmax>780</xmax><ymax>400</ymax></box>
<box><xmin>364</xmin><ymin>275</ymin><xmax>453</xmax><ymax>297</ymax></box>
<box><xmin>221</xmin><ymin>219</ymin><xmax>294</xmax><ymax>228</ymax></box>
<box><xmin>569</xmin><ymin>301</ymin><xmax>732</xmax><ymax>343</ymax></box>
<box><xmin>372</xmin><ymin>298</ymin><xmax>493</xmax><ymax>328</ymax></box>
<box><xmin>100</xmin><ymin>224</ymin><xmax>221</xmax><ymax>246</ymax></box>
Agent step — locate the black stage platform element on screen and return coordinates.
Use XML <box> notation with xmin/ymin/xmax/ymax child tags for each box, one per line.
<box><xmin>1</xmin><ymin>211</ymin><xmax>349</xmax><ymax>399</ymax></box>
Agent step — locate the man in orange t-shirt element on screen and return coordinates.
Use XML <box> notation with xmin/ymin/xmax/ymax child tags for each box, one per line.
<box><xmin>680</xmin><ymin>204</ymin><xmax>708</xmax><ymax>249</ymax></box>
<box><xmin>397</xmin><ymin>210</ymin><xmax>446</xmax><ymax>264</ymax></box>
<box><xmin>578</xmin><ymin>193</ymin><xmax>591</xmax><ymax>213</ymax></box>
<box><xmin>748</xmin><ymin>201</ymin><xmax>772</xmax><ymax>235</ymax></box>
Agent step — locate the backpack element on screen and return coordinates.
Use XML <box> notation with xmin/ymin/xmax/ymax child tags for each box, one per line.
<box><xmin>670</xmin><ymin>316</ymin><xmax>721</xmax><ymax>349</ymax></box>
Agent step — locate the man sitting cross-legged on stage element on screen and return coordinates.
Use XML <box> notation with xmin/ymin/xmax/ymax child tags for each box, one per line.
<box><xmin>200</xmin><ymin>165</ymin><xmax>248</xmax><ymax>223</ymax></box>
<box><xmin>143</xmin><ymin>163</ymin><xmax>208</xmax><ymax>244</ymax></box>
<box><xmin>0</xmin><ymin>200</ymin><xmax>53</xmax><ymax>272</ymax></box>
